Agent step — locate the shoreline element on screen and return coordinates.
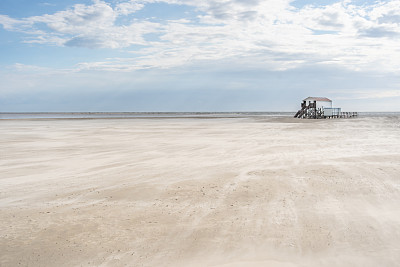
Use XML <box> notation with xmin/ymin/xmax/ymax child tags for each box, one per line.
<box><xmin>1</xmin><ymin>112</ymin><xmax>398</xmax><ymax>121</ymax></box>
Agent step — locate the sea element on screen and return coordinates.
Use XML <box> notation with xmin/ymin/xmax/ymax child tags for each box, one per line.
<box><xmin>0</xmin><ymin>112</ymin><xmax>399</xmax><ymax>120</ymax></box>
<box><xmin>0</xmin><ymin>112</ymin><xmax>292</xmax><ymax>120</ymax></box>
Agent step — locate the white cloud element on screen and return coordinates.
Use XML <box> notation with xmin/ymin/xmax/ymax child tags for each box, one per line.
<box><xmin>0</xmin><ymin>14</ymin><xmax>33</xmax><ymax>31</ymax></box>
<box><xmin>115</xmin><ymin>1</ymin><xmax>145</xmax><ymax>15</ymax></box>
<box><xmin>12</xmin><ymin>63</ymin><xmax>52</xmax><ymax>72</ymax></box>
<box><xmin>36</xmin><ymin>1</ymin><xmax>117</xmax><ymax>33</ymax></box>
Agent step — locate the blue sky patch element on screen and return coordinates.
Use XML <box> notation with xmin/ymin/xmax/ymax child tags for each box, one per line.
<box><xmin>0</xmin><ymin>0</ymin><xmax>93</xmax><ymax>18</ymax></box>
<box><xmin>312</xmin><ymin>29</ymin><xmax>340</xmax><ymax>35</ymax></box>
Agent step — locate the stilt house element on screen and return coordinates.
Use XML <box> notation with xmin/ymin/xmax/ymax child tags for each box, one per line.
<box><xmin>294</xmin><ymin>97</ymin><xmax>357</xmax><ymax>119</ymax></box>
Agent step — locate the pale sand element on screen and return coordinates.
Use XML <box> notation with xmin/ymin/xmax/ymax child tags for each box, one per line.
<box><xmin>1</xmin><ymin>116</ymin><xmax>399</xmax><ymax>267</ymax></box>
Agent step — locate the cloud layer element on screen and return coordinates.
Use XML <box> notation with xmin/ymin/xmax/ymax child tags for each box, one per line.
<box><xmin>1</xmin><ymin>0</ymin><xmax>400</xmax><ymax>72</ymax></box>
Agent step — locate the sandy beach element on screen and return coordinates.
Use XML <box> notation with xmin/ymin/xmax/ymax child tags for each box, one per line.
<box><xmin>1</xmin><ymin>115</ymin><xmax>399</xmax><ymax>267</ymax></box>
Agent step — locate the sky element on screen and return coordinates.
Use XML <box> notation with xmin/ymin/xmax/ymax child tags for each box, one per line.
<box><xmin>0</xmin><ymin>0</ymin><xmax>400</xmax><ymax>112</ymax></box>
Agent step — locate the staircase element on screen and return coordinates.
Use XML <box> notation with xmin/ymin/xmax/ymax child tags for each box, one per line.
<box><xmin>294</xmin><ymin>105</ymin><xmax>310</xmax><ymax>118</ymax></box>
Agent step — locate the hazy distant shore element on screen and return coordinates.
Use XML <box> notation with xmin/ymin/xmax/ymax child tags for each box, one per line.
<box><xmin>1</xmin><ymin>115</ymin><xmax>399</xmax><ymax>266</ymax></box>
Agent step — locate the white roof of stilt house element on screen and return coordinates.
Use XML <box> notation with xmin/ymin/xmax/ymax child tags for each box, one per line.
<box><xmin>303</xmin><ymin>97</ymin><xmax>332</xmax><ymax>102</ymax></box>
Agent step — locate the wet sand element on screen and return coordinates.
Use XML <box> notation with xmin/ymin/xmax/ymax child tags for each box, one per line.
<box><xmin>1</xmin><ymin>116</ymin><xmax>399</xmax><ymax>266</ymax></box>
